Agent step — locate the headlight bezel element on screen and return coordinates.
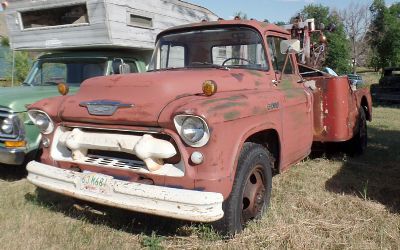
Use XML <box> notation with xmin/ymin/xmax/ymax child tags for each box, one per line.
<box><xmin>0</xmin><ymin>112</ymin><xmax>23</xmax><ymax>139</ymax></box>
<box><xmin>1</xmin><ymin>117</ymin><xmax>14</xmax><ymax>134</ymax></box>
<box><xmin>28</xmin><ymin>110</ymin><xmax>54</xmax><ymax>135</ymax></box>
<box><xmin>174</xmin><ymin>115</ymin><xmax>210</xmax><ymax>147</ymax></box>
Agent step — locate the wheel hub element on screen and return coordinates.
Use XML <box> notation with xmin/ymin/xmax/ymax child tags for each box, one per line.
<box><xmin>241</xmin><ymin>166</ymin><xmax>265</xmax><ymax>223</ymax></box>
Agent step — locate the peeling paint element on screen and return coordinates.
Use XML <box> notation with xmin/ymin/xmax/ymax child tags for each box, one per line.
<box><xmin>201</xmin><ymin>95</ymin><xmax>247</xmax><ymax>105</ymax></box>
<box><xmin>246</xmin><ymin>70</ymin><xmax>263</xmax><ymax>77</ymax></box>
<box><xmin>207</xmin><ymin>102</ymin><xmax>247</xmax><ymax>112</ymax></box>
<box><xmin>224</xmin><ymin>111</ymin><xmax>240</xmax><ymax>121</ymax></box>
<box><xmin>255</xmin><ymin>80</ymin><xmax>263</xmax><ymax>86</ymax></box>
<box><xmin>231</xmin><ymin>73</ymin><xmax>244</xmax><ymax>81</ymax></box>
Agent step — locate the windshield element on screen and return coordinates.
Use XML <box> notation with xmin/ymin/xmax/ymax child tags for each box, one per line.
<box><xmin>24</xmin><ymin>59</ymin><xmax>107</xmax><ymax>86</ymax></box>
<box><xmin>149</xmin><ymin>26</ymin><xmax>268</xmax><ymax>71</ymax></box>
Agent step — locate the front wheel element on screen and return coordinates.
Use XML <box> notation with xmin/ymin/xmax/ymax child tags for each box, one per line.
<box><xmin>214</xmin><ymin>142</ymin><xmax>273</xmax><ymax>235</ymax></box>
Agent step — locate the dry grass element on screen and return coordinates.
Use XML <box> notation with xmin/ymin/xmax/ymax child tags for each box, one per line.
<box><xmin>359</xmin><ymin>71</ymin><xmax>381</xmax><ymax>86</ymax></box>
<box><xmin>1</xmin><ymin>106</ymin><xmax>399</xmax><ymax>249</ymax></box>
<box><xmin>0</xmin><ymin>80</ymin><xmax>12</xmax><ymax>87</ymax></box>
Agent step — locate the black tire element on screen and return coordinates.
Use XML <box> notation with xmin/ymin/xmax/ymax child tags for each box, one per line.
<box><xmin>213</xmin><ymin>142</ymin><xmax>273</xmax><ymax>236</ymax></box>
<box><xmin>347</xmin><ymin>108</ymin><xmax>367</xmax><ymax>156</ymax></box>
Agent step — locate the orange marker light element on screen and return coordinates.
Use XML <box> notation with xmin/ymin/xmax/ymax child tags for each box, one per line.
<box><xmin>5</xmin><ymin>140</ymin><xmax>26</xmax><ymax>148</ymax></box>
<box><xmin>202</xmin><ymin>80</ymin><xmax>217</xmax><ymax>96</ymax></box>
<box><xmin>57</xmin><ymin>83</ymin><xmax>69</xmax><ymax>96</ymax></box>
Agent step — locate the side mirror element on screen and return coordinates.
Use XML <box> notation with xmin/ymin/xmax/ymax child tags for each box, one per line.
<box><xmin>280</xmin><ymin>39</ymin><xmax>301</xmax><ymax>54</ymax></box>
<box><xmin>112</xmin><ymin>58</ymin><xmax>131</xmax><ymax>74</ymax></box>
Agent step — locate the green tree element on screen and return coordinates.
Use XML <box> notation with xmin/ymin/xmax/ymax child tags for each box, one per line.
<box><xmin>1</xmin><ymin>36</ymin><xmax>32</xmax><ymax>85</ymax></box>
<box><xmin>368</xmin><ymin>0</ymin><xmax>400</xmax><ymax>69</ymax></box>
<box><xmin>301</xmin><ymin>4</ymin><xmax>351</xmax><ymax>74</ymax></box>
<box><xmin>7</xmin><ymin>50</ymin><xmax>32</xmax><ymax>84</ymax></box>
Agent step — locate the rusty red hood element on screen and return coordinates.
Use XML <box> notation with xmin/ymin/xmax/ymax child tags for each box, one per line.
<box><xmin>59</xmin><ymin>69</ymin><xmax>265</xmax><ymax>126</ymax></box>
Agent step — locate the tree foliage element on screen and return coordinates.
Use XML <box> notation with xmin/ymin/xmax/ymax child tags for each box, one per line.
<box><xmin>301</xmin><ymin>4</ymin><xmax>351</xmax><ymax>74</ymax></box>
<box><xmin>7</xmin><ymin>50</ymin><xmax>32</xmax><ymax>84</ymax></box>
<box><xmin>1</xmin><ymin>36</ymin><xmax>32</xmax><ymax>84</ymax></box>
<box><xmin>368</xmin><ymin>0</ymin><xmax>400</xmax><ymax>69</ymax></box>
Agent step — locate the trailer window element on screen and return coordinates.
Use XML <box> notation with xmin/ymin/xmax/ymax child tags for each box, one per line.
<box><xmin>128</xmin><ymin>13</ymin><xmax>153</xmax><ymax>29</ymax></box>
<box><xmin>20</xmin><ymin>4</ymin><xmax>89</xmax><ymax>29</ymax></box>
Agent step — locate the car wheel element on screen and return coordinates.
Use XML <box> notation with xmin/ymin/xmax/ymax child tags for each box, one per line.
<box><xmin>348</xmin><ymin>107</ymin><xmax>367</xmax><ymax>155</ymax></box>
<box><xmin>214</xmin><ymin>142</ymin><xmax>273</xmax><ymax>236</ymax></box>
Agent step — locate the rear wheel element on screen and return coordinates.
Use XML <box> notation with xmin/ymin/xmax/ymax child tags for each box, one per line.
<box><xmin>214</xmin><ymin>142</ymin><xmax>273</xmax><ymax>236</ymax></box>
<box><xmin>347</xmin><ymin>108</ymin><xmax>367</xmax><ymax>155</ymax></box>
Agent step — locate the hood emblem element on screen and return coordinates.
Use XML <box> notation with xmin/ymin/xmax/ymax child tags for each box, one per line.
<box><xmin>80</xmin><ymin>100</ymin><xmax>133</xmax><ymax>116</ymax></box>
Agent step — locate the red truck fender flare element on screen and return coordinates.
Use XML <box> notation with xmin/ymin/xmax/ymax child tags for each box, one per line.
<box><xmin>229</xmin><ymin>121</ymin><xmax>282</xmax><ymax>179</ymax></box>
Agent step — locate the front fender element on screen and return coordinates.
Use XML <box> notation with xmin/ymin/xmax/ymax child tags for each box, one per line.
<box><xmin>158</xmin><ymin>92</ymin><xmax>283</xmax><ymax>198</ymax></box>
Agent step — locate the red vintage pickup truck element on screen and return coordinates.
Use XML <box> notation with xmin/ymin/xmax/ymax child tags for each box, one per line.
<box><xmin>26</xmin><ymin>19</ymin><xmax>372</xmax><ymax>235</ymax></box>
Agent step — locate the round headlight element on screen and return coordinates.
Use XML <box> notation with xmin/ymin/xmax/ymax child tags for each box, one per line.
<box><xmin>35</xmin><ymin>113</ymin><xmax>50</xmax><ymax>131</ymax></box>
<box><xmin>181</xmin><ymin>117</ymin><xmax>205</xmax><ymax>143</ymax></box>
<box><xmin>1</xmin><ymin>118</ymin><xmax>13</xmax><ymax>134</ymax></box>
<box><xmin>28</xmin><ymin>110</ymin><xmax>54</xmax><ymax>134</ymax></box>
<box><xmin>174</xmin><ymin>115</ymin><xmax>210</xmax><ymax>147</ymax></box>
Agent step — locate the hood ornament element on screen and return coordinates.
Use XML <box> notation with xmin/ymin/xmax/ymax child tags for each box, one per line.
<box><xmin>80</xmin><ymin>100</ymin><xmax>133</xmax><ymax>116</ymax></box>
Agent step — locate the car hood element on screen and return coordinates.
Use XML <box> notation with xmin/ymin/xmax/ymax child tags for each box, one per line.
<box><xmin>0</xmin><ymin>86</ymin><xmax>76</xmax><ymax>113</ymax></box>
<box><xmin>59</xmin><ymin>69</ymin><xmax>265</xmax><ymax>126</ymax></box>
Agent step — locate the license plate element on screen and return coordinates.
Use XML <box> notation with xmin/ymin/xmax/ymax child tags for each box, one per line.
<box><xmin>78</xmin><ymin>173</ymin><xmax>113</xmax><ymax>194</ymax></box>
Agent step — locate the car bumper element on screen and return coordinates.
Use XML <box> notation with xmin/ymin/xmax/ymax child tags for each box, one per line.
<box><xmin>26</xmin><ymin>161</ymin><xmax>224</xmax><ymax>222</ymax></box>
<box><xmin>0</xmin><ymin>146</ymin><xmax>25</xmax><ymax>165</ymax></box>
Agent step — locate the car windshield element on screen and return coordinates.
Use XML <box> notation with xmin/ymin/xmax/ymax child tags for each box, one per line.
<box><xmin>24</xmin><ymin>58</ymin><xmax>107</xmax><ymax>86</ymax></box>
<box><xmin>148</xmin><ymin>26</ymin><xmax>268</xmax><ymax>71</ymax></box>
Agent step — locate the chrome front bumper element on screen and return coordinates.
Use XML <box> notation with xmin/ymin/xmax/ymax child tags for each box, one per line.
<box><xmin>27</xmin><ymin>161</ymin><xmax>224</xmax><ymax>222</ymax></box>
<box><xmin>0</xmin><ymin>146</ymin><xmax>25</xmax><ymax>165</ymax></box>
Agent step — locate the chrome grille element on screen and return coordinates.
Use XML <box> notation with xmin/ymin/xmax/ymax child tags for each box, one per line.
<box><xmin>82</xmin><ymin>155</ymin><xmax>146</xmax><ymax>170</ymax></box>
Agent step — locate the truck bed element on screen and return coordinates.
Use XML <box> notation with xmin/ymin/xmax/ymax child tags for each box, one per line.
<box><xmin>306</xmin><ymin>75</ymin><xmax>372</xmax><ymax>142</ymax></box>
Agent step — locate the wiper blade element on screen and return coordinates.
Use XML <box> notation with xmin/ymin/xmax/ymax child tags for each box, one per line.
<box><xmin>189</xmin><ymin>62</ymin><xmax>230</xmax><ymax>70</ymax></box>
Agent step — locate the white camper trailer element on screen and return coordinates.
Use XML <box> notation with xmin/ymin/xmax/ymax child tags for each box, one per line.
<box><xmin>5</xmin><ymin>0</ymin><xmax>217</xmax><ymax>52</ymax></box>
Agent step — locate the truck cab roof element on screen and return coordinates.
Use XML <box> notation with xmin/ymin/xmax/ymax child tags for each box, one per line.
<box><xmin>157</xmin><ymin>19</ymin><xmax>290</xmax><ymax>40</ymax></box>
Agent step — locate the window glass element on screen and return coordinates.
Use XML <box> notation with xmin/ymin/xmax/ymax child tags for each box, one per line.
<box><xmin>149</xmin><ymin>27</ymin><xmax>268</xmax><ymax>71</ymax></box>
<box><xmin>160</xmin><ymin>44</ymin><xmax>185</xmax><ymax>68</ymax></box>
<box><xmin>26</xmin><ymin>60</ymin><xmax>106</xmax><ymax>86</ymax></box>
<box><xmin>267</xmin><ymin>36</ymin><xmax>294</xmax><ymax>74</ymax></box>
<box><xmin>40</xmin><ymin>63</ymin><xmax>67</xmax><ymax>84</ymax></box>
<box><xmin>212</xmin><ymin>44</ymin><xmax>266</xmax><ymax>68</ymax></box>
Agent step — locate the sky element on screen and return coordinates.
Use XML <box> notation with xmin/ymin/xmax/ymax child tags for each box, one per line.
<box><xmin>186</xmin><ymin>0</ymin><xmax>399</xmax><ymax>23</ymax></box>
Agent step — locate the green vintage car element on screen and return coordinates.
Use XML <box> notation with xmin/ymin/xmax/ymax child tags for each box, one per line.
<box><xmin>0</xmin><ymin>51</ymin><xmax>146</xmax><ymax>165</ymax></box>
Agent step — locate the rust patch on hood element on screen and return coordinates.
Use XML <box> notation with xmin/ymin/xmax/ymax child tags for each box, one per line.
<box><xmin>207</xmin><ymin>102</ymin><xmax>247</xmax><ymax>112</ymax></box>
<box><xmin>201</xmin><ymin>95</ymin><xmax>247</xmax><ymax>105</ymax></box>
<box><xmin>231</xmin><ymin>73</ymin><xmax>244</xmax><ymax>82</ymax></box>
<box><xmin>224</xmin><ymin>111</ymin><xmax>241</xmax><ymax>121</ymax></box>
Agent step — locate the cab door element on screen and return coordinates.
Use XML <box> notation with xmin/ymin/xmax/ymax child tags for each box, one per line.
<box><xmin>266</xmin><ymin>35</ymin><xmax>313</xmax><ymax>168</ymax></box>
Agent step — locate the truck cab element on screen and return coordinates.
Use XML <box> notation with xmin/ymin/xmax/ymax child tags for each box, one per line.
<box><xmin>0</xmin><ymin>51</ymin><xmax>145</xmax><ymax>165</ymax></box>
<box><xmin>26</xmin><ymin>19</ymin><xmax>370</xmax><ymax>235</ymax></box>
